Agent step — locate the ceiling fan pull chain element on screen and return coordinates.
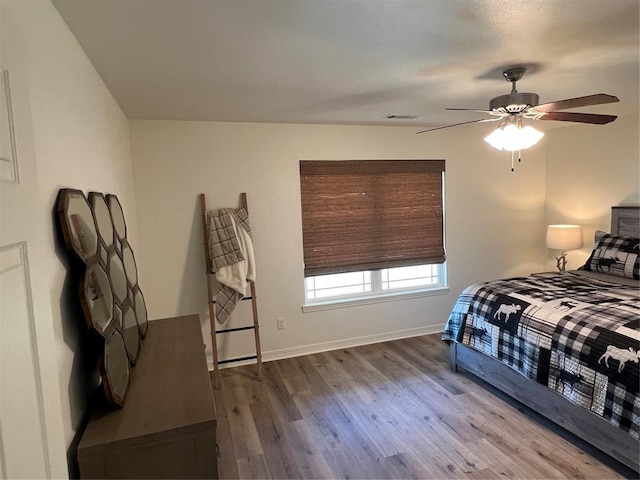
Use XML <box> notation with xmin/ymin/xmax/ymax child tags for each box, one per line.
<box><xmin>517</xmin><ymin>118</ymin><xmax>523</xmax><ymax>164</ymax></box>
<box><xmin>511</xmin><ymin>151</ymin><xmax>515</xmax><ymax>172</ymax></box>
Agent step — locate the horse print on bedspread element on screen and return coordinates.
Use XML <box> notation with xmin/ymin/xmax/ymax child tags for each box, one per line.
<box><xmin>442</xmin><ymin>272</ymin><xmax>640</xmax><ymax>439</ymax></box>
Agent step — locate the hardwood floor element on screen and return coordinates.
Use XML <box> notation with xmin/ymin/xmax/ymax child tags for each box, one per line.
<box><xmin>211</xmin><ymin>334</ymin><xmax>633</xmax><ymax>479</ymax></box>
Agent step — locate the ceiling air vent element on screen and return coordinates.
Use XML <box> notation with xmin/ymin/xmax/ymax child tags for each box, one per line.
<box><xmin>386</xmin><ymin>114</ymin><xmax>419</xmax><ymax>120</ymax></box>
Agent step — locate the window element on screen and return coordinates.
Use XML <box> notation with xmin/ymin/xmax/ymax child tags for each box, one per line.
<box><xmin>300</xmin><ymin>160</ymin><xmax>446</xmax><ymax>306</ymax></box>
<box><xmin>305</xmin><ymin>264</ymin><xmax>446</xmax><ymax>304</ymax></box>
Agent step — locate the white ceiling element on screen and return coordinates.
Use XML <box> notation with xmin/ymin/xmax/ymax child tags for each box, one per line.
<box><xmin>52</xmin><ymin>0</ymin><xmax>639</xmax><ymax>131</ymax></box>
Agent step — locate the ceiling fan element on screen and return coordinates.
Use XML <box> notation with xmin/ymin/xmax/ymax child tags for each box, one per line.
<box><xmin>417</xmin><ymin>67</ymin><xmax>619</xmax><ymax>170</ymax></box>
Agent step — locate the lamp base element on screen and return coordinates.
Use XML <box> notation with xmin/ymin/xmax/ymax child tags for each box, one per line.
<box><xmin>555</xmin><ymin>251</ymin><xmax>568</xmax><ymax>273</ymax></box>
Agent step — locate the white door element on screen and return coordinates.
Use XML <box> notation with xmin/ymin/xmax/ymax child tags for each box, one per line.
<box><xmin>0</xmin><ymin>29</ymin><xmax>53</xmax><ymax>480</ymax></box>
<box><xmin>0</xmin><ymin>243</ymin><xmax>49</xmax><ymax>479</ymax></box>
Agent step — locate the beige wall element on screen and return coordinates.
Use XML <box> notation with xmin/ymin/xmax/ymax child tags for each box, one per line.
<box><xmin>544</xmin><ymin>113</ymin><xmax>640</xmax><ymax>269</ymax></box>
<box><xmin>129</xmin><ymin>120</ymin><xmax>547</xmax><ymax>364</ymax></box>
<box><xmin>2</xmin><ymin>1</ymin><xmax>136</xmax><ymax>476</ymax></box>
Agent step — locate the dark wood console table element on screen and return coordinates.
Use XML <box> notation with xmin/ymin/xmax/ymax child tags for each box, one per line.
<box><xmin>78</xmin><ymin>315</ymin><xmax>218</xmax><ymax>478</ymax></box>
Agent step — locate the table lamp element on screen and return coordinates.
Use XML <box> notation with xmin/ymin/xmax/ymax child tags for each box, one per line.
<box><xmin>546</xmin><ymin>225</ymin><xmax>583</xmax><ymax>272</ymax></box>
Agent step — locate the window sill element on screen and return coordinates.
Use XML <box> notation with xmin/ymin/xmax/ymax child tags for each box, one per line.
<box><xmin>301</xmin><ymin>286</ymin><xmax>450</xmax><ymax>313</ymax></box>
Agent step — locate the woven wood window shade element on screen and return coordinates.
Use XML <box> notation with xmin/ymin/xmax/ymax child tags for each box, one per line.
<box><xmin>300</xmin><ymin>160</ymin><xmax>445</xmax><ymax>277</ymax></box>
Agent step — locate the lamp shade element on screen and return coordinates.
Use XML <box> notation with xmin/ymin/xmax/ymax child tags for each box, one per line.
<box><xmin>545</xmin><ymin>225</ymin><xmax>583</xmax><ymax>251</ymax></box>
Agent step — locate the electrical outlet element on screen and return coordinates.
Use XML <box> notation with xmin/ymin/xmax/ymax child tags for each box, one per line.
<box><xmin>277</xmin><ymin>317</ymin><xmax>285</xmax><ymax>330</ymax></box>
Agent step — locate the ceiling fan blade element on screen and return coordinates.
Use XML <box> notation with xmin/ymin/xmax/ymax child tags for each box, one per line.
<box><xmin>445</xmin><ymin>108</ymin><xmax>494</xmax><ymax>113</ymax></box>
<box><xmin>416</xmin><ymin>118</ymin><xmax>497</xmax><ymax>134</ymax></box>
<box><xmin>540</xmin><ymin>111</ymin><xmax>617</xmax><ymax>125</ymax></box>
<box><xmin>534</xmin><ymin>94</ymin><xmax>619</xmax><ymax>113</ymax></box>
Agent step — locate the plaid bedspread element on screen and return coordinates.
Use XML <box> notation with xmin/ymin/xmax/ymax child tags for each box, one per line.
<box><xmin>442</xmin><ymin>272</ymin><xmax>640</xmax><ymax>439</ymax></box>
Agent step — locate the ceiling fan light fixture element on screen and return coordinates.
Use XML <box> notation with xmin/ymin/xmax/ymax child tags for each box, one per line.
<box><xmin>483</xmin><ymin>127</ymin><xmax>507</xmax><ymax>150</ymax></box>
<box><xmin>518</xmin><ymin>125</ymin><xmax>544</xmax><ymax>149</ymax></box>
<box><xmin>483</xmin><ymin>122</ymin><xmax>543</xmax><ymax>152</ymax></box>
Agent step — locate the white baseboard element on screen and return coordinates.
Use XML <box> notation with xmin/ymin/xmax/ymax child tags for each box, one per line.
<box><xmin>206</xmin><ymin>323</ymin><xmax>445</xmax><ymax>371</ymax></box>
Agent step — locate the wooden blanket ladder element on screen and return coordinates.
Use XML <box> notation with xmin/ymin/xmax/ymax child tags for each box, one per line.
<box><xmin>199</xmin><ymin>192</ymin><xmax>262</xmax><ymax>388</ymax></box>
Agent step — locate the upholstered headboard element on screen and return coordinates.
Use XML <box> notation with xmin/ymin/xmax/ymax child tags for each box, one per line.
<box><xmin>611</xmin><ymin>206</ymin><xmax>640</xmax><ymax>237</ymax></box>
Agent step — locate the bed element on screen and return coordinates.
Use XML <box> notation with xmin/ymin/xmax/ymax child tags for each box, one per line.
<box><xmin>442</xmin><ymin>206</ymin><xmax>640</xmax><ymax>472</ymax></box>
